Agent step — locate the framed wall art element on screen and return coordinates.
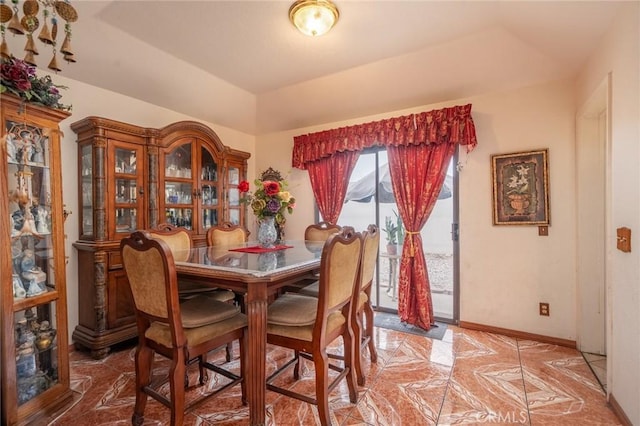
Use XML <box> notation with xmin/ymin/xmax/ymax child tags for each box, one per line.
<box><xmin>491</xmin><ymin>149</ymin><xmax>550</xmax><ymax>225</ymax></box>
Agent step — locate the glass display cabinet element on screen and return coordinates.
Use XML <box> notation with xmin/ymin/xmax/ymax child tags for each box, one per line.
<box><xmin>71</xmin><ymin>117</ymin><xmax>149</xmax><ymax>359</ymax></box>
<box><xmin>156</xmin><ymin>121</ymin><xmax>250</xmax><ymax>247</ymax></box>
<box><xmin>1</xmin><ymin>94</ymin><xmax>73</xmax><ymax>425</ymax></box>
<box><xmin>71</xmin><ymin>118</ymin><xmax>249</xmax><ymax>358</ymax></box>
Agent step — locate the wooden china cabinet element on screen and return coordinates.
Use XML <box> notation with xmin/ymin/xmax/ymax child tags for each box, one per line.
<box><xmin>156</xmin><ymin>121</ymin><xmax>249</xmax><ymax>246</ymax></box>
<box><xmin>70</xmin><ymin>118</ymin><xmax>249</xmax><ymax>358</ymax></box>
<box><xmin>0</xmin><ymin>94</ymin><xmax>73</xmax><ymax>425</ymax></box>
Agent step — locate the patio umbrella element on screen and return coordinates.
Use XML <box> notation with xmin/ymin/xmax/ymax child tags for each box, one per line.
<box><xmin>345</xmin><ymin>164</ymin><xmax>452</xmax><ymax>203</ymax></box>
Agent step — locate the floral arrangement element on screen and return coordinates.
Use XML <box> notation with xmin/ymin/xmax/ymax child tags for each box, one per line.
<box><xmin>1</xmin><ymin>56</ymin><xmax>71</xmax><ymax>111</ymax></box>
<box><xmin>239</xmin><ymin>178</ymin><xmax>295</xmax><ymax>224</ymax></box>
<box><xmin>506</xmin><ymin>164</ymin><xmax>532</xmax><ymax>195</ymax></box>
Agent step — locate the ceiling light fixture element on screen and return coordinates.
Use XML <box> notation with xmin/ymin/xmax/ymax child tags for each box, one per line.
<box><xmin>289</xmin><ymin>0</ymin><xmax>339</xmax><ymax>37</ymax></box>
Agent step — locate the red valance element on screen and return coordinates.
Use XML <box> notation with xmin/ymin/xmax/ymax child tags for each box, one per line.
<box><xmin>292</xmin><ymin>104</ymin><xmax>477</xmax><ymax>169</ymax></box>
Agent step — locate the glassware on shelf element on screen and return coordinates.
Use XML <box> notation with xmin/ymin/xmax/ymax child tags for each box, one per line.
<box><xmin>201</xmin><ymin>164</ymin><xmax>217</xmax><ymax>181</ymax></box>
<box><xmin>228</xmin><ymin>167</ymin><xmax>239</xmax><ymax>185</ymax></box>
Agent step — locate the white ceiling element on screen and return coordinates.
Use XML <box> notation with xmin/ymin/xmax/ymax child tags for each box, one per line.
<box><xmin>6</xmin><ymin>1</ymin><xmax>624</xmax><ymax>134</ymax></box>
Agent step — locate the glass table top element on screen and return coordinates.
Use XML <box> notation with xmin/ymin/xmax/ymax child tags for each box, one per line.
<box><xmin>174</xmin><ymin>240</ymin><xmax>324</xmax><ymax>277</ymax></box>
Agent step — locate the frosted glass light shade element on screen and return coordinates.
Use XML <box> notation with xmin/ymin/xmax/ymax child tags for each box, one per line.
<box><xmin>289</xmin><ymin>0</ymin><xmax>339</xmax><ymax>37</ymax></box>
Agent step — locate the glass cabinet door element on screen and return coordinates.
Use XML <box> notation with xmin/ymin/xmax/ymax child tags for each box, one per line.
<box><xmin>156</xmin><ymin>135</ymin><xmax>247</xmax><ymax>237</ymax></box>
<box><xmin>5</xmin><ymin>119</ymin><xmax>62</xmax><ymax>405</ymax></box>
<box><xmin>79</xmin><ymin>144</ymin><xmax>93</xmax><ymax>236</ymax></box>
<box><xmin>227</xmin><ymin>165</ymin><xmax>241</xmax><ymax>225</ymax></box>
<box><xmin>163</xmin><ymin>143</ymin><xmax>194</xmax><ymax>230</ymax></box>
<box><xmin>110</xmin><ymin>144</ymin><xmax>144</xmax><ymax>237</ymax></box>
<box><xmin>198</xmin><ymin>146</ymin><xmax>219</xmax><ymax>231</ymax></box>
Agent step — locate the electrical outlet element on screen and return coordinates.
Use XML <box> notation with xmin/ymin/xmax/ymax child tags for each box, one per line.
<box><xmin>539</xmin><ymin>302</ymin><xmax>549</xmax><ymax>316</ymax></box>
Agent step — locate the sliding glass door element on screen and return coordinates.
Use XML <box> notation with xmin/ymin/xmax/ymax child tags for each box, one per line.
<box><xmin>335</xmin><ymin>148</ymin><xmax>458</xmax><ymax>322</ymax></box>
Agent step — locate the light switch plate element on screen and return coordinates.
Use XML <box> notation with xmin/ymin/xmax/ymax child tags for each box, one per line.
<box><xmin>538</xmin><ymin>226</ymin><xmax>548</xmax><ymax>236</ymax></box>
<box><xmin>617</xmin><ymin>227</ymin><xmax>631</xmax><ymax>252</ymax></box>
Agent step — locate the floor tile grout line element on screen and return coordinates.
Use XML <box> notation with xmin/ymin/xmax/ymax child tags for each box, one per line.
<box><xmin>340</xmin><ymin>327</ymin><xmax>413</xmax><ymax>426</ymax></box>
<box><xmin>516</xmin><ymin>339</ymin><xmax>533</xmax><ymax>426</ymax></box>
<box><xmin>434</xmin><ymin>329</ymin><xmax>458</xmax><ymax>425</ymax></box>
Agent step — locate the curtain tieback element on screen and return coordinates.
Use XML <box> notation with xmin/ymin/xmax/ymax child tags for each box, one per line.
<box><xmin>405</xmin><ymin>231</ymin><xmax>420</xmax><ymax>257</ymax></box>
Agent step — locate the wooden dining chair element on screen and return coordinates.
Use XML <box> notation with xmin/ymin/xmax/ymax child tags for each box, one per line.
<box><xmin>120</xmin><ymin>231</ymin><xmax>247</xmax><ymax>426</ymax></box>
<box><xmin>305</xmin><ymin>221</ymin><xmax>341</xmax><ymax>242</ymax></box>
<box><xmin>206</xmin><ymin>222</ymin><xmax>249</xmax><ymax>246</ymax></box>
<box><xmin>148</xmin><ymin>224</ymin><xmax>237</xmax><ymax>362</ymax></box>
<box><xmin>352</xmin><ymin>224</ymin><xmax>380</xmax><ymax>385</ymax></box>
<box><xmin>265</xmin><ymin>227</ymin><xmax>362</xmax><ymax>425</ymax></box>
<box><xmin>294</xmin><ymin>222</ymin><xmax>342</xmax><ymax>294</ymax></box>
<box><xmin>148</xmin><ymin>224</ymin><xmax>236</xmax><ymax>303</ymax></box>
<box><xmin>295</xmin><ymin>224</ymin><xmax>380</xmax><ymax>386</ymax></box>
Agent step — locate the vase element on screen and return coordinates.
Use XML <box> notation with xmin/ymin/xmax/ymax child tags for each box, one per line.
<box><xmin>257</xmin><ymin>216</ymin><xmax>277</xmax><ymax>248</ymax></box>
<box><xmin>257</xmin><ymin>252</ymin><xmax>278</xmax><ymax>271</ymax></box>
<box><xmin>508</xmin><ymin>193</ymin><xmax>530</xmax><ymax>215</ymax></box>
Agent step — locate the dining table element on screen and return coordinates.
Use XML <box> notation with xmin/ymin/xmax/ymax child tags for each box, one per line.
<box><xmin>173</xmin><ymin>240</ymin><xmax>324</xmax><ymax>426</ymax></box>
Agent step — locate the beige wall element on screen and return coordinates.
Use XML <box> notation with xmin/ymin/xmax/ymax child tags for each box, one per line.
<box><xmin>576</xmin><ymin>2</ymin><xmax>640</xmax><ymax>424</ymax></box>
<box><xmin>257</xmin><ymin>78</ymin><xmax>578</xmax><ymax>340</ymax></box>
<box><xmin>48</xmin><ymin>77</ymin><xmax>256</xmax><ymax>345</ymax></box>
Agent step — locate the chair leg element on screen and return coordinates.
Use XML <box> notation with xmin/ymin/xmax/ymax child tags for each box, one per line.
<box><xmin>364</xmin><ymin>302</ymin><xmax>377</xmax><ymax>363</ymax></box>
<box><xmin>293</xmin><ymin>350</ymin><xmax>302</xmax><ymax>380</ymax></box>
<box><xmin>225</xmin><ymin>342</ymin><xmax>233</xmax><ymax>362</ymax></box>
<box><xmin>198</xmin><ymin>354</ymin><xmax>207</xmax><ymax>385</ymax></box>
<box><xmin>352</xmin><ymin>308</ymin><xmax>365</xmax><ymax>386</ymax></box>
<box><xmin>343</xmin><ymin>331</ymin><xmax>358</xmax><ymax>404</ymax></box>
<box><xmin>314</xmin><ymin>348</ymin><xmax>332</xmax><ymax>426</ymax></box>
<box><xmin>132</xmin><ymin>345</ymin><xmax>153</xmax><ymax>426</ymax></box>
<box><xmin>169</xmin><ymin>352</ymin><xmax>187</xmax><ymax>426</ymax></box>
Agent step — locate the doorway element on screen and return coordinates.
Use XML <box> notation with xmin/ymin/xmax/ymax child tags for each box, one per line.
<box><xmin>576</xmin><ymin>75</ymin><xmax>610</xmax><ymax>390</ymax></box>
<box><xmin>336</xmin><ymin>148</ymin><xmax>458</xmax><ymax>322</ymax></box>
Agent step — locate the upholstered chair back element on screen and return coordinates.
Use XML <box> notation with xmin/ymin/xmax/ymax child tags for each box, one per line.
<box><xmin>359</xmin><ymin>224</ymin><xmax>380</xmax><ymax>293</ymax></box>
<box><xmin>148</xmin><ymin>224</ymin><xmax>192</xmax><ymax>262</ymax></box>
<box><xmin>304</xmin><ymin>221</ymin><xmax>341</xmax><ymax>242</ymax></box>
<box><xmin>121</xmin><ymin>231</ymin><xmax>177</xmax><ymax>324</ymax></box>
<box><xmin>318</xmin><ymin>226</ymin><xmax>362</xmax><ymax>318</ymax></box>
<box><xmin>207</xmin><ymin>222</ymin><xmax>248</xmax><ymax>246</ymax></box>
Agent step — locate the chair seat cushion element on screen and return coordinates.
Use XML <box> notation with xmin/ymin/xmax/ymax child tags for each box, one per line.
<box><xmin>147</xmin><ymin>313</ymin><xmax>246</xmax><ymax>348</ymax></box>
<box><xmin>268</xmin><ymin>311</ymin><xmax>345</xmax><ymax>342</ymax></box>
<box><xmin>298</xmin><ymin>281</ymin><xmax>368</xmax><ymax>310</ymax></box>
<box><xmin>358</xmin><ymin>291</ymin><xmax>368</xmax><ymax>309</ymax></box>
<box><xmin>180</xmin><ymin>295</ymin><xmax>240</xmax><ymax>328</ymax></box>
<box><xmin>178</xmin><ymin>279</ymin><xmax>219</xmax><ymax>294</ymax></box>
<box><xmin>205</xmin><ymin>289</ymin><xmax>236</xmax><ymax>303</ymax></box>
<box><xmin>298</xmin><ymin>280</ymin><xmax>319</xmax><ymax>297</ymax></box>
<box><xmin>267</xmin><ymin>293</ymin><xmax>318</xmax><ymax>326</ymax></box>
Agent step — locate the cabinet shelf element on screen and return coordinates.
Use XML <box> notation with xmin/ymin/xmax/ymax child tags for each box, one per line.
<box><xmin>12</xmin><ymin>291</ymin><xmax>59</xmax><ymax>312</ymax></box>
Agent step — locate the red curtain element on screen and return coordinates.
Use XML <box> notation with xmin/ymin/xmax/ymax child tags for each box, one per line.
<box><xmin>292</xmin><ymin>104</ymin><xmax>476</xmax><ymax>169</ymax></box>
<box><xmin>388</xmin><ymin>143</ymin><xmax>456</xmax><ymax>329</ymax></box>
<box><xmin>306</xmin><ymin>151</ymin><xmax>360</xmax><ymax>225</ymax></box>
<box><xmin>292</xmin><ymin>104</ymin><xmax>477</xmax><ymax>329</ymax></box>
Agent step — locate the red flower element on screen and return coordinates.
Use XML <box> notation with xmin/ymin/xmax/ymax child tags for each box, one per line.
<box><xmin>238</xmin><ymin>180</ymin><xmax>250</xmax><ymax>193</ymax></box>
<box><xmin>263</xmin><ymin>180</ymin><xmax>280</xmax><ymax>196</ymax></box>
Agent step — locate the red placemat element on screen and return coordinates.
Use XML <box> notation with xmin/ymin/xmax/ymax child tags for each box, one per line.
<box><xmin>229</xmin><ymin>245</ymin><xmax>293</xmax><ymax>254</ymax></box>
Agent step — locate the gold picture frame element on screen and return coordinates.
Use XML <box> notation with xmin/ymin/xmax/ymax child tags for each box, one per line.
<box><xmin>491</xmin><ymin>149</ymin><xmax>550</xmax><ymax>225</ymax></box>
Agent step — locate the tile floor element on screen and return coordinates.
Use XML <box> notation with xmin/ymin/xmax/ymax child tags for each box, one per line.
<box><xmin>49</xmin><ymin>325</ymin><xmax>621</xmax><ymax>425</ymax></box>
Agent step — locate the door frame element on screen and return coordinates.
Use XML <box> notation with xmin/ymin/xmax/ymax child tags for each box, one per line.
<box><xmin>576</xmin><ymin>74</ymin><xmax>612</xmax><ymax>358</ymax></box>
